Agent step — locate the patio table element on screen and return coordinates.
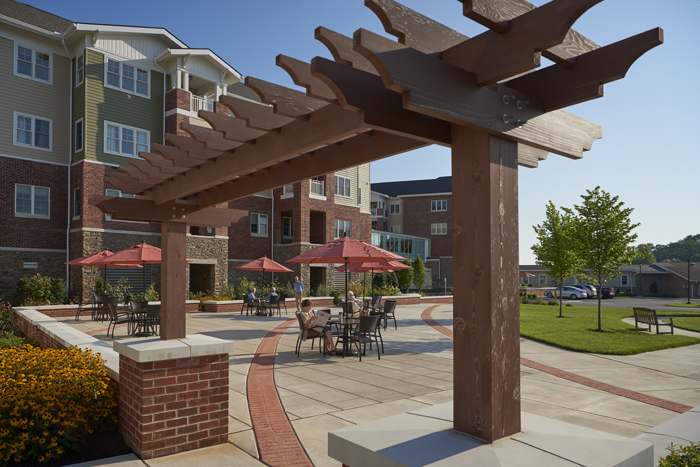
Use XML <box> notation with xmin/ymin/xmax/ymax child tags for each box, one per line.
<box><xmin>330</xmin><ymin>314</ymin><xmax>359</xmax><ymax>356</ymax></box>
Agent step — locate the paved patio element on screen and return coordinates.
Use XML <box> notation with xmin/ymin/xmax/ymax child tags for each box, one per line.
<box><xmin>57</xmin><ymin>303</ymin><xmax>700</xmax><ymax>466</ymax></box>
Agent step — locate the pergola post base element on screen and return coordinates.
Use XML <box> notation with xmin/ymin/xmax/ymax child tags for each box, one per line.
<box><xmin>328</xmin><ymin>402</ymin><xmax>654</xmax><ymax>467</ymax></box>
<box><xmin>114</xmin><ymin>336</ymin><xmax>234</xmax><ymax>460</ymax></box>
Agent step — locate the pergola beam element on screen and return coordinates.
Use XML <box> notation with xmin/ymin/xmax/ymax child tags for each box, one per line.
<box><xmin>244</xmin><ymin>77</ymin><xmax>328</xmax><ymax>119</ymax></box>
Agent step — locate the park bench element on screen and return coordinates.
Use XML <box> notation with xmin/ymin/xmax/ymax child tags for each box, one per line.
<box><xmin>633</xmin><ymin>307</ymin><xmax>674</xmax><ymax>335</ymax></box>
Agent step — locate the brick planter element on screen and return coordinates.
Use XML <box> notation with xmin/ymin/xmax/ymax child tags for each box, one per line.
<box><xmin>114</xmin><ymin>336</ymin><xmax>234</xmax><ymax>459</ymax></box>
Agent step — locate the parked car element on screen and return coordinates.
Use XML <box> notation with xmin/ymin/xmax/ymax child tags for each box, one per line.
<box><xmin>576</xmin><ymin>283</ymin><xmax>598</xmax><ymax>298</ymax></box>
<box><xmin>601</xmin><ymin>287</ymin><xmax>615</xmax><ymax>299</ymax></box>
<box><xmin>546</xmin><ymin>286</ymin><xmax>588</xmax><ymax>300</ymax></box>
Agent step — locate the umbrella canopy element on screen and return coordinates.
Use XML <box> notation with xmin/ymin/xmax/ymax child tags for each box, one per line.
<box><xmin>65</xmin><ymin>250</ymin><xmax>142</xmax><ymax>285</ymax></box>
<box><xmin>234</xmin><ymin>256</ymin><xmax>293</xmax><ymax>273</ymax></box>
<box><xmin>335</xmin><ymin>261</ymin><xmax>410</xmax><ymax>273</ymax></box>
<box><xmin>519</xmin><ymin>272</ymin><xmax>536</xmax><ymax>278</ymax></box>
<box><xmin>287</xmin><ymin>235</ymin><xmax>404</xmax><ymax>301</ymax></box>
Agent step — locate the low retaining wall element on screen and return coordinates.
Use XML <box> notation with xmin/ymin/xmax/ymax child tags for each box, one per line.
<box><xmin>31</xmin><ymin>300</ymin><xmax>200</xmax><ymax>318</ymax></box>
<box><xmin>420</xmin><ymin>296</ymin><xmax>453</xmax><ymax>304</ymax></box>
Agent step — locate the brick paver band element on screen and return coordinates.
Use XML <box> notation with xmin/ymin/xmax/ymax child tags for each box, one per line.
<box><xmin>420</xmin><ymin>306</ymin><xmax>692</xmax><ymax>414</ymax></box>
<box><xmin>247</xmin><ymin>319</ymin><xmax>313</xmax><ymax>467</ymax></box>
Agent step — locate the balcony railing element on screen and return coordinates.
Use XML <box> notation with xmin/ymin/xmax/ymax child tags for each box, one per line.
<box><xmin>191</xmin><ymin>95</ymin><xmax>214</xmax><ymax>113</ymax></box>
<box><xmin>371</xmin><ymin>207</ymin><xmax>386</xmax><ymax>218</ymax></box>
<box><xmin>310</xmin><ymin>179</ymin><xmax>324</xmax><ymax>196</ymax></box>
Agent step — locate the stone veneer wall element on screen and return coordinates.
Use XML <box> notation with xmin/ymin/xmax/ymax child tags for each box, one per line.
<box><xmin>186</xmin><ymin>236</ymin><xmax>228</xmax><ymax>296</ymax></box>
<box><xmin>0</xmin><ymin>251</ymin><xmax>66</xmax><ymax>303</ymax></box>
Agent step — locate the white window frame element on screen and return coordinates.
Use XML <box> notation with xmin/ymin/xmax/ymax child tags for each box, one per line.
<box><xmin>539</xmin><ymin>274</ymin><xmax>547</xmax><ymax>286</ymax></box>
<box><xmin>73</xmin><ymin>187</ymin><xmax>81</xmax><ymax>219</ymax></box>
<box><xmin>389</xmin><ymin>225</ymin><xmax>401</xmax><ymax>233</ymax></box>
<box><xmin>13</xmin><ymin>112</ymin><xmax>52</xmax><ymax>152</ymax></box>
<box><xmin>103</xmin><ymin>121</ymin><xmax>150</xmax><ymax>158</ymax></box>
<box><xmin>334</xmin><ymin>175</ymin><xmax>351</xmax><ymax>198</ymax></box>
<box><xmin>14</xmin><ymin>42</ymin><xmax>52</xmax><ymax>84</ymax></box>
<box><xmin>104</xmin><ymin>57</ymin><xmax>150</xmax><ymax>98</ymax></box>
<box><xmin>104</xmin><ymin>189</ymin><xmax>135</xmax><ymax>220</ymax></box>
<box><xmin>621</xmin><ymin>274</ymin><xmax>629</xmax><ymax>286</ymax></box>
<box><xmin>250</xmin><ymin>213</ymin><xmax>268</xmax><ymax>236</ymax></box>
<box><xmin>15</xmin><ymin>184</ymin><xmax>50</xmax><ymax>218</ymax></box>
<box><xmin>431</xmin><ymin>223</ymin><xmax>447</xmax><ymax>235</ymax></box>
<box><xmin>75</xmin><ymin>51</ymin><xmax>85</xmax><ymax>87</ymax></box>
<box><xmin>390</xmin><ymin>203</ymin><xmax>400</xmax><ymax>214</ymax></box>
<box><xmin>334</xmin><ymin>219</ymin><xmax>351</xmax><ymax>239</ymax></box>
<box><xmin>75</xmin><ymin>118</ymin><xmax>84</xmax><ymax>153</ymax></box>
<box><xmin>431</xmin><ymin>200</ymin><xmax>447</xmax><ymax>212</ymax></box>
<box><xmin>282</xmin><ymin>217</ymin><xmax>293</xmax><ymax>238</ymax></box>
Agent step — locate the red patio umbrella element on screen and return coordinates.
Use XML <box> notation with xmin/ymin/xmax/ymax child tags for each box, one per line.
<box><xmin>65</xmin><ymin>250</ymin><xmax>142</xmax><ymax>282</ymax></box>
<box><xmin>336</xmin><ymin>260</ymin><xmax>410</xmax><ymax>298</ymax></box>
<box><xmin>287</xmin><ymin>234</ymin><xmax>404</xmax><ymax>299</ymax></box>
<box><xmin>520</xmin><ymin>271</ymin><xmax>536</xmax><ymax>286</ymax></box>
<box><xmin>234</xmin><ymin>256</ymin><xmax>293</xmax><ymax>287</ymax></box>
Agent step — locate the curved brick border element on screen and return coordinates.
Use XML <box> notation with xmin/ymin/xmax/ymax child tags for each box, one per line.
<box><xmin>421</xmin><ymin>305</ymin><xmax>692</xmax><ymax>414</ymax></box>
<box><xmin>247</xmin><ymin>319</ymin><xmax>313</xmax><ymax>467</ymax></box>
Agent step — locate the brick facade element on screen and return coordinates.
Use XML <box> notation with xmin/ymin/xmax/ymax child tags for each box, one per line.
<box><xmin>118</xmin><ymin>354</ymin><xmax>230</xmax><ymax>459</ymax></box>
<box><xmin>401</xmin><ymin>195</ymin><xmax>452</xmax><ymax>257</ymax></box>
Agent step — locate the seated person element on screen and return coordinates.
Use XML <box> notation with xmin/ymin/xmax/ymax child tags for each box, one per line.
<box><xmin>343</xmin><ymin>291</ymin><xmax>363</xmax><ymax>318</ymax></box>
<box><xmin>299</xmin><ymin>299</ymin><xmax>339</xmax><ymax>355</ymax></box>
<box><xmin>247</xmin><ymin>288</ymin><xmax>257</xmax><ymax>302</ymax></box>
<box><xmin>266</xmin><ymin>287</ymin><xmax>279</xmax><ymax>302</ymax></box>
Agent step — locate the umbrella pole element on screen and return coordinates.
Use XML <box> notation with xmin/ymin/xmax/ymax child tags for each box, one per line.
<box><xmin>142</xmin><ymin>261</ymin><xmax>146</xmax><ymax>299</ymax></box>
<box><xmin>344</xmin><ymin>258</ymin><xmax>349</xmax><ymax>308</ymax></box>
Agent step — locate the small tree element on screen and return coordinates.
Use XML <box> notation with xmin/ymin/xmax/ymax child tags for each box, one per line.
<box><xmin>631</xmin><ymin>243</ymin><xmax>656</xmax><ymax>265</ymax></box>
<box><xmin>564</xmin><ymin>187</ymin><xmax>639</xmax><ymax>331</ymax></box>
<box><xmin>413</xmin><ymin>255</ymin><xmax>427</xmax><ymax>292</ymax></box>
<box><xmin>397</xmin><ymin>259</ymin><xmax>414</xmax><ymax>291</ymax></box>
<box><xmin>531</xmin><ymin>202</ymin><xmax>579</xmax><ymax>317</ymax></box>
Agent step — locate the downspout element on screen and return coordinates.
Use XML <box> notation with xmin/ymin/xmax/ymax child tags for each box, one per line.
<box><xmin>271</xmin><ymin>193</ymin><xmax>275</xmax><ymax>283</ymax></box>
<box><xmin>62</xmin><ymin>37</ymin><xmax>72</xmax><ymax>299</ymax></box>
<box><xmin>153</xmin><ymin>59</ymin><xmax>167</xmax><ymax>149</ymax></box>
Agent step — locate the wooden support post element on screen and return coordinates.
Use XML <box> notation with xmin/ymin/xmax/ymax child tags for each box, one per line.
<box><xmin>451</xmin><ymin>125</ymin><xmax>520</xmax><ymax>442</ymax></box>
<box><xmin>161</xmin><ymin>221</ymin><xmax>187</xmax><ymax>340</ymax></box>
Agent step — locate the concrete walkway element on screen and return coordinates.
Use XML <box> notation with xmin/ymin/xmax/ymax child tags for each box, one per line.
<box><xmin>56</xmin><ymin>302</ymin><xmax>700</xmax><ymax>466</ymax></box>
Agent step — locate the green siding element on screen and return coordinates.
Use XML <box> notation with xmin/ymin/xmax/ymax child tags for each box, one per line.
<box><xmin>79</xmin><ymin>49</ymin><xmax>164</xmax><ymax>165</ymax></box>
<box><xmin>72</xmin><ymin>54</ymin><xmax>85</xmax><ymax>161</ymax></box>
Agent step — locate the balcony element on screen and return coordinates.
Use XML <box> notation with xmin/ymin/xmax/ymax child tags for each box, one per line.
<box><xmin>191</xmin><ymin>94</ymin><xmax>214</xmax><ymax>113</ymax></box>
<box><xmin>371</xmin><ymin>207</ymin><xmax>386</xmax><ymax>218</ymax></box>
<box><xmin>310</xmin><ymin>179</ymin><xmax>325</xmax><ymax>197</ymax></box>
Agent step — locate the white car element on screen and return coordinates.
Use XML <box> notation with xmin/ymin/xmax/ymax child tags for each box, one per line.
<box><xmin>546</xmin><ymin>286</ymin><xmax>588</xmax><ymax>300</ymax></box>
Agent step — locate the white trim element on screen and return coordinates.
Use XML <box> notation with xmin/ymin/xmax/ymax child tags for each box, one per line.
<box><xmin>620</xmin><ymin>274</ymin><xmax>629</xmax><ymax>286</ymax></box>
<box><xmin>0</xmin><ymin>247</ymin><xmax>67</xmax><ymax>253</ymax></box>
<box><xmin>73</xmin><ymin>186</ymin><xmax>81</xmax><ymax>219</ymax></box>
<box><xmin>74</xmin><ymin>118</ymin><xmax>84</xmax><ymax>153</ymax></box>
<box><xmin>0</xmin><ymin>153</ymin><xmax>67</xmax><ymax>166</ymax></box>
<box><xmin>399</xmin><ymin>192</ymin><xmax>452</xmax><ymax>198</ymax></box>
<box><xmin>69</xmin><ymin>227</ymin><xmax>161</xmax><ymax>236</ymax></box>
<box><xmin>103</xmin><ymin>121</ymin><xmax>150</xmax><ymax>158</ymax></box>
<box><xmin>334</xmin><ymin>175</ymin><xmax>351</xmax><ymax>198</ymax></box>
<box><xmin>75</xmin><ymin>50</ymin><xmax>85</xmax><ymax>87</ymax></box>
<box><xmin>13</xmin><ymin>41</ymin><xmax>53</xmax><ymax>85</ymax></box>
<box><xmin>390</xmin><ymin>203</ymin><xmax>400</xmax><ymax>215</ymax></box>
<box><xmin>71</xmin><ymin>159</ymin><xmax>121</xmax><ymax>167</ymax></box>
<box><xmin>430</xmin><ymin>223</ymin><xmax>448</xmax><ymax>235</ymax></box>
<box><xmin>13</xmin><ymin>111</ymin><xmax>53</xmax><ymax>152</ymax></box>
<box><xmin>280</xmin><ymin>193</ymin><xmax>294</xmax><ymax>200</ymax></box>
<box><xmin>253</xmin><ymin>193</ymin><xmax>272</xmax><ymax>199</ymax></box>
<box><xmin>250</xmin><ymin>213</ymin><xmax>268</xmax><ymax>236</ymax></box>
<box><xmin>15</xmin><ymin>184</ymin><xmax>50</xmax><ymax>218</ymax></box>
<box><xmin>0</xmin><ymin>14</ymin><xmax>65</xmax><ymax>39</ymax></box>
<box><xmin>165</xmin><ymin>108</ymin><xmax>198</xmax><ymax>119</ymax></box>
<box><xmin>309</xmin><ymin>193</ymin><xmax>327</xmax><ymax>201</ymax></box>
<box><xmin>73</xmin><ymin>23</ymin><xmax>188</xmax><ymax>48</ymax></box>
<box><xmin>103</xmin><ymin>55</ymin><xmax>151</xmax><ymax>99</ymax></box>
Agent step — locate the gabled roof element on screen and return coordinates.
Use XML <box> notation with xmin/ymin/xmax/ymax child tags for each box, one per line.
<box><xmin>0</xmin><ymin>0</ymin><xmax>71</xmax><ymax>34</ymax></box>
<box><xmin>371</xmin><ymin>176</ymin><xmax>452</xmax><ymax>197</ymax></box>
<box><xmin>654</xmin><ymin>262</ymin><xmax>700</xmax><ymax>281</ymax></box>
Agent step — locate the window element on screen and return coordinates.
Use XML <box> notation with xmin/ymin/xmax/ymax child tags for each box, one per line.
<box><xmin>105</xmin><ymin>189</ymin><xmax>134</xmax><ymax>220</ymax></box>
<box><xmin>73</xmin><ymin>187</ymin><xmax>81</xmax><ymax>218</ymax></box>
<box><xmin>75</xmin><ymin>52</ymin><xmax>84</xmax><ymax>87</ymax></box>
<box><xmin>621</xmin><ymin>274</ymin><xmax>629</xmax><ymax>286</ymax></box>
<box><xmin>15</xmin><ymin>43</ymin><xmax>51</xmax><ymax>84</ymax></box>
<box><xmin>334</xmin><ymin>176</ymin><xmax>351</xmax><ymax>197</ymax></box>
<box><xmin>75</xmin><ymin>118</ymin><xmax>84</xmax><ymax>153</ymax></box>
<box><xmin>539</xmin><ymin>275</ymin><xmax>547</xmax><ymax>286</ymax></box>
<box><xmin>105</xmin><ymin>58</ymin><xmax>149</xmax><ymax>97</ymax></box>
<box><xmin>251</xmin><ymin>213</ymin><xmax>268</xmax><ymax>235</ymax></box>
<box><xmin>104</xmin><ymin>121</ymin><xmax>149</xmax><ymax>158</ymax></box>
<box><xmin>431</xmin><ymin>200</ymin><xmax>447</xmax><ymax>211</ymax></box>
<box><xmin>15</xmin><ymin>184</ymin><xmax>49</xmax><ymax>218</ymax></box>
<box><xmin>334</xmin><ymin>219</ymin><xmax>351</xmax><ymax>238</ymax></box>
<box><xmin>390</xmin><ymin>204</ymin><xmax>400</xmax><ymax>214</ymax></box>
<box><xmin>283</xmin><ymin>184</ymin><xmax>294</xmax><ymax>195</ymax></box>
<box><xmin>431</xmin><ymin>223</ymin><xmax>448</xmax><ymax>235</ymax></box>
<box><xmin>389</xmin><ymin>225</ymin><xmax>401</xmax><ymax>233</ymax></box>
<box><xmin>13</xmin><ymin>112</ymin><xmax>52</xmax><ymax>151</ymax></box>
<box><xmin>283</xmin><ymin>217</ymin><xmax>293</xmax><ymax>238</ymax></box>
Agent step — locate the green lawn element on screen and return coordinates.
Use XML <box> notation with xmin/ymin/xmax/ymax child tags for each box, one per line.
<box><xmin>520</xmin><ymin>304</ymin><xmax>700</xmax><ymax>355</ymax></box>
<box><xmin>673</xmin><ymin>317</ymin><xmax>700</xmax><ymax>333</ymax></box>
<box><xmin>666</xmin><ymin>303</ymin><xmax>700</xmax><ymax>309</ymax></box>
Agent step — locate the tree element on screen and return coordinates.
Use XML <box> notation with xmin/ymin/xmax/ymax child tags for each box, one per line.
<box><xmin>531</xmin><ymin>201</ymin><xmax>579</xmax><ymax>317</ymax></box>
<box><xmin>397</xmin><ymin>259</ymin><xmax>414</xmax><ymax>291</ymax></box>
<box><xmin>564</xmin><ymin>187</ymin><xmax>639</xmax><ymax>331</ymax></box>
<box><xmin>652</xmin><ymin>235</ymin><xmax>700</xmax><ymax>262</ymax></box>
<box><xmin>631</xmin><ymin>243</ymin><xmax>656</xmax><ymax>265</ymax></box>
<box><xmin>413</xmin><ymin>255</ymin><xmax>427</xmax><ymax>292</ymax></box>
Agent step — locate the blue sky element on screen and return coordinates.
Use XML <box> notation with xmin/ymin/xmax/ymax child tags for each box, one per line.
<box><xmin>24</xmin><ymin>0</ymin><xmax>699</xmax><ymax>264</ymax></box>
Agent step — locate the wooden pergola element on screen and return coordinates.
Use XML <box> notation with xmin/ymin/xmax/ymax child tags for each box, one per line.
<box><xmin>91</xmin><ymin>0</ymin><xmax>661</xmax><ymax>443</ymax></box>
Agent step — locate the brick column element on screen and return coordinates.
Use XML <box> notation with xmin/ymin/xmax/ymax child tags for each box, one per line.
<box><xmin>115</xmin><ymin>336</ymin><xmax>234</xmax><ymax>459</ymax></box>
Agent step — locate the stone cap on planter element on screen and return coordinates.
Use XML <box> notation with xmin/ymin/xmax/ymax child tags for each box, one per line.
<box><xmin>114</xmin><ymin>334</ymin><xmax>235</xmax><ymax>363</ymax></box>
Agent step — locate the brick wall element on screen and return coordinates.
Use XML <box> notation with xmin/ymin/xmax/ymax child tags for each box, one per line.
<box><xmin>165</xmin><ymin>88</ymin><xmax>191</xmax><ymax>112</ymax></box>
<box><xmin>13</xmin><ymin>312</ymin><xmax>67</xmax><ymax>350</ymax></box>
<box><xmin>402</xmin><ymin>195</ymin><xmax>453</xmax><ymax>257</ymax></box>
<box><xmin>228</xmin><ymin>196</ymin><xmax>273</xmax><ymax>260</ymax></box>
<box><xmin>118</xmin><ymin>354</ymin><xmax>229</xmax><ymax>459</ymax></box>
<box><xmin>0</xmin><ymin>157</ymin><xmax>68</xmax><ymax>250</ymax></box>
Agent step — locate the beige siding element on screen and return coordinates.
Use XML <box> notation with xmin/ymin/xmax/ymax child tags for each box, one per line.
<box><xmin>0</xmin><ymin>34</ymin><xmax>71</xmax><ymax>165</ymax></box>
<box><xmin>334</xmin><ymin>165</ymin><xmax>364</xmax><ymax>208</ymax></box>
<box><xmin>358</xmin><ymin>164</ymin><xmax>371</xmax><ymax>213</ymax></box>
<box><xmin>387</xmin><ymin>198</ymin><xmax>403</xmax><ymax>229</ymax></box>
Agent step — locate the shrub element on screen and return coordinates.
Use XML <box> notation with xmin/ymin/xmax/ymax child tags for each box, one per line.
<box><xmin>533</xmin><ymin>298</ymin><xmax>546</xmax><ymax>305</ymax></box>
<box><xmin>104</xmin><ymin>277</ymin><xmax>132</xmax><ymax>303</ymax></box>
<box><xmin>14</xmin><ymin>274</ymin><xmax>67</xmax><ymax>306</ymax></box>
<box><xmin>650</xmin><ymin>281</ymin><xmax>659</xmax><ymax>295</ymax></box>
<box><xmin>528</xmin><ymin>294</ymin><xmax>538</xmax><ymax>299</ymax></box>
<box><xmin>397</xmin><ymin>259</ymin><xmax>414</xmax><ymax>291</ymax></box>
<box><xmin>520</xmin><ymin>296</ymin><xmax>530</xmax><ymax>305</ymax></box>
<box><xmin>547</xmin><ymin>300</ymin><xmax>558</xmax><ymax>306</ymax></box>
<box><xmin>218</xmin><ymin>284</ymin><xmax>236</xmax><ymax>300</ymax></box>
<box><xmin>93</xmin><ymin>278</ymin><xmax>106</xmax><ymax>296</ymax></box>
<box><xmin>132</xmin><ymin>283</ymin><xmax>159</xmax><ymax>302</ymax></box>
<box><xmin>565</xmin><ymin>302</ymin><xmax>573</xmax><ymax>307</ymax></box>
<box><xmin>658</xmin><ymin>441</ymin><xmax>700</xmax><ymax>466</ymax></box>
<box><xmin>413</xmin><ymin>256</ymin><xmax>427</xmax><ymax>292</ymax></box>
<box><xmin>0</xmin><ymin>345</ymin><xmax>119</xmax><ymax>465</ymax></box>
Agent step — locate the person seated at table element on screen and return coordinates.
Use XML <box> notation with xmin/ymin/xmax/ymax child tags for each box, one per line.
<box><xmin>267</xmin><ymin>287</ymin><xmax>279</xmax><ymax>302</ymax></box>
<box><xmin>300</xmin><ymin>299</ymin><xmax>339</xmax><ymax>355</ymax></box>
<box><xmin>344</xmin><ymin>291</ymin><xmax>363</xmax><ymax>318</ymax></box>
<box><xmin>247</xmin><ymin>288</ymin><xmax>257</xmax><ymax>302</ymax></box>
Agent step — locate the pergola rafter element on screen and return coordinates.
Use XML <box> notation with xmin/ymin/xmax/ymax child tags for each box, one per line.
<box><xmin>90</xmin><ymin>0</ymin><xmax>662</xmax><ymax>444</ymax></box>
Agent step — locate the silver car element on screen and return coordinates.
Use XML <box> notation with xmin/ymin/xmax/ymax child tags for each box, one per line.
<box><xmin>547</xmin><ymin>286</ymin><xmax>588</xmax><ymax>300</ymax></box>
<box><xmin>576</xmin><ymin>283</ymin><xmax>597</xmax><ymax>298</ymax></box>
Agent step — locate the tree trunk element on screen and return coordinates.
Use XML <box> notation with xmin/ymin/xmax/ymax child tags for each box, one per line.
<box><xmin>597</xmin><ymin>272</ymin><xmax>602</xmax><ymax>331</ymax></box>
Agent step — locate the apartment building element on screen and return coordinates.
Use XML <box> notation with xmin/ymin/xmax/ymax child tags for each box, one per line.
<box><xmin>0</xmin><ymin>0</ymin><xmax>370</xmax><ymax>301</ymax></box>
